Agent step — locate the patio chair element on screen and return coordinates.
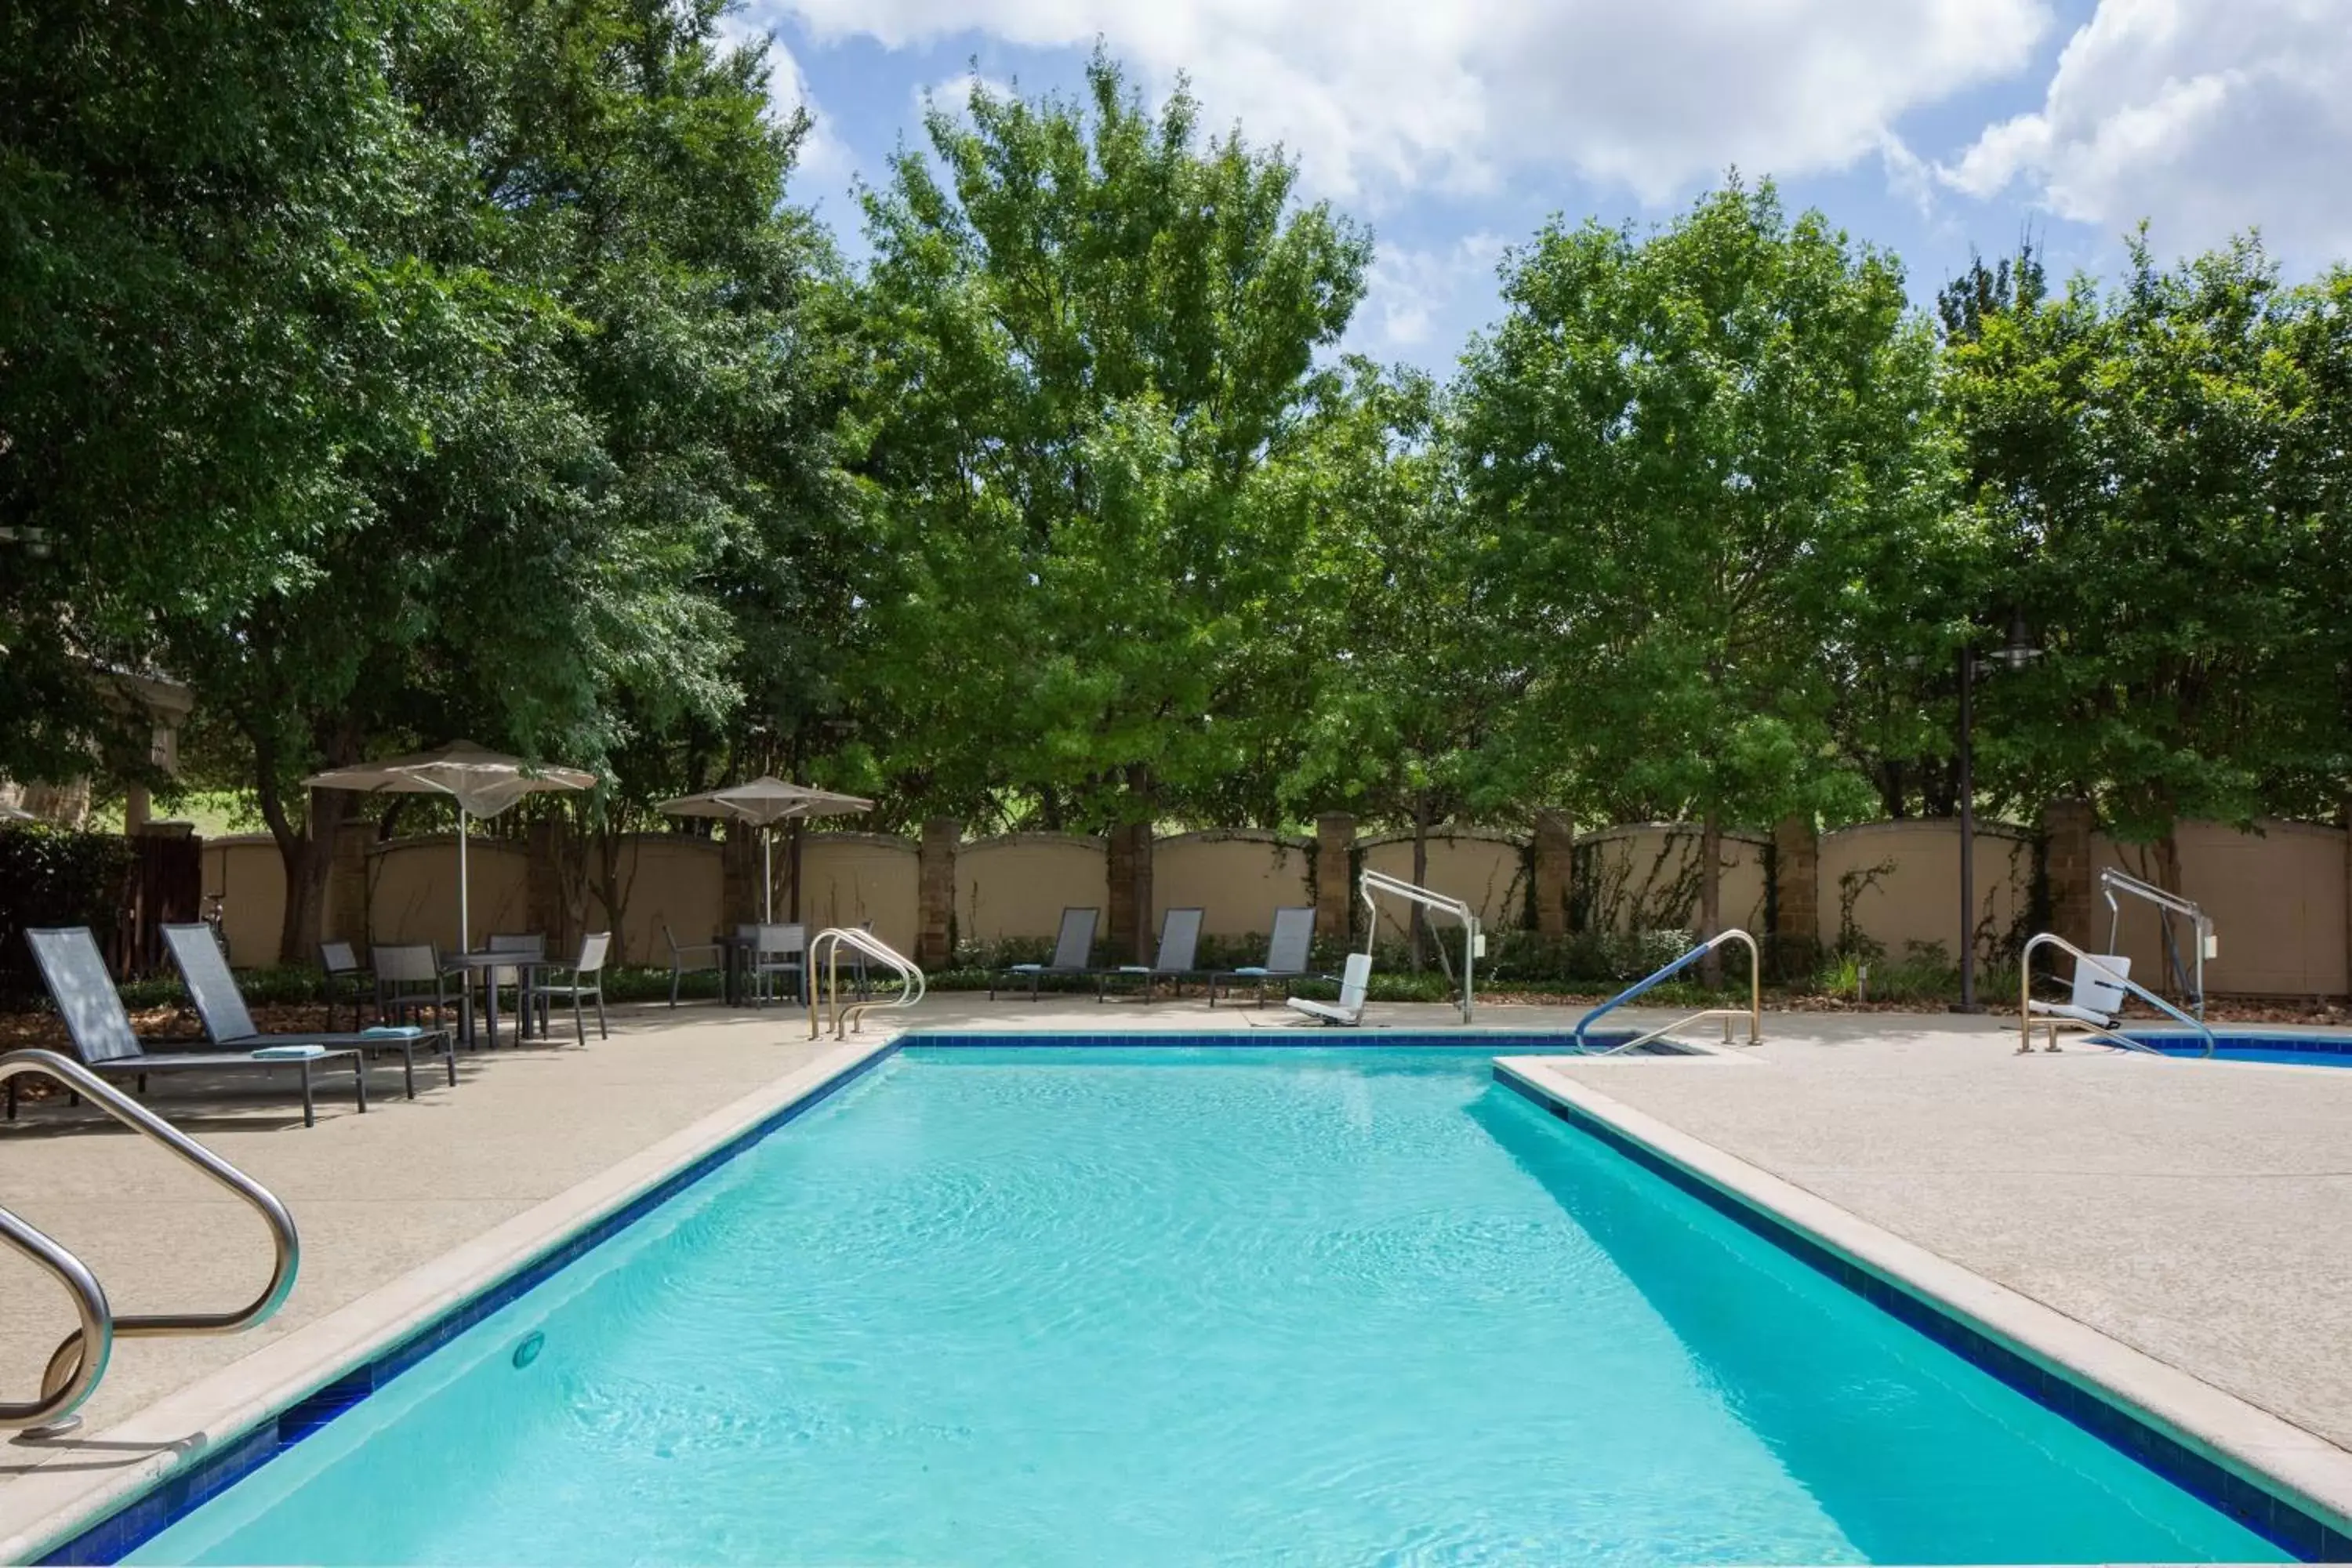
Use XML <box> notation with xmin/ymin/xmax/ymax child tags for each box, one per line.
<box><xmin>1208</xmin><ymin>906</ymin><xmax>1316</xmax><ymax>1007</ymax></box>
<box><xmin>663</xmin><ymin>923</ymin><xmax>723</xmax><ymax>1007</ymax></box>
<box><xmin>2025</xmin><ymin>952</ymin><xmax>2133</xmax><ymax>1051</ymax></box>
<box><xmin>164</xmin><ymin>924</ymin><xmax>453</xmax><ymax>1098</ymax></box>
<box><xmin>16</xmin><ymin>927</ymin><xmax>366</xmax><ymax>1127</ymax></box>
<box><xmin>990</xmin><ymin>908</ymin><xmax>1098</xmax><ymax>1000</ymax></box>
<box><xmin>532</xmin><ymin>931</ymin><xmax>612</xmax><ymax>1046</ymax></box>
<box><xmin>746</xmin><ymin>923</ymin><xmax>806</xmax><ymax>1006</ymax></box>
<box><xmin>375</xmin><ymin>943</ymin><xmax>460</xmax><ymax>1037</ymax></box>
<box><xmin>1097</xmin><ymin>907</ymin><xmax>1205</xmax><ymax>1004</ymax></box>
<box><xmin>484</xmin><ymin>931</ymin><xmax>545</xmax><ymax>1034</ymax></box>
<box><xmin>1287</xmin><ymin>951</ymin><xmax>1374</xmax><ymax>1028</ymax></box>
<box><xmin>318</xmin><ymin>939</ymin><xmax>371</xmax><ymax>1031</ymax></box>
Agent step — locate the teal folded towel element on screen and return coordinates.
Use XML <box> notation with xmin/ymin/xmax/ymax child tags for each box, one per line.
<box><xmin>361</xmin><ymin>1025</ymin><xmax>423</xmax><ymax>1037</ymax></box>
<box><xmin>250</xmin><ymin>1044</ymin><xmax>328</xmax><ymax>1060</ymax></box>
<box><xmin>1232</xmin><ymin>966</ymin><xmax>1270</xmax><ymax>976</ymax></box>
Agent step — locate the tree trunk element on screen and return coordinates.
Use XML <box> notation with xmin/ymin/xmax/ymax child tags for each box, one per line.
<box><xmin>1697</xmin><ymin>809</ymin><xmax>1723</xmax><ymax>987</ymax></box>
<box><xmin>266</xmin><ymin>786</ymin><xmax>354</xmax><ymax>967</ymax></box>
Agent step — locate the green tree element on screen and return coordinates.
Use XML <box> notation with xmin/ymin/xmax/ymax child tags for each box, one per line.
<box><xmin>849</xmin><ymin>53</ymin><xmax>1369</xmax><ymax>953</ymax></box>
<box><xmin>1457</xmin><ymin>180</ymin><xmax>1944</xmax><ymax>974</ymax></box>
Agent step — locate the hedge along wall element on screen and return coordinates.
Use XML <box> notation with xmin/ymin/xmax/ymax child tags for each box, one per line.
<box><xmin>1571</xmin><ymin>825</ymin><xmax>1768</xmax><ymax>935</ymax></box>
<box><xmin>1153</xmin><ymin>830</ymin><xmax>1312</xmax><ymax>937</ymax></box>
<box><xmin>1818</xmin><ymin>820</ymin><xmax>2034</xmax><ymax>964</ymax></box>
<box><xmin>955</xmin><ymin>833</ymin><xmax>1109</xmax><ymax>947</ymax></box>
<box><xmin>796</xmin><ymin>833</ymin><xmax>920</xmax><ymax>954</ymax></box>
<box><xmin>2096</xmin><ymin>818</ymin><xmax>2348</xmax><ymax>997</ymax></box>
<box><xmin>1359</xmin><ymin>833</ymin><xmax>1527</xmax><ymax>942</ymax></box>
<box><xmin>201</xmin><ymin>834</ymin><xmax>287</xmax><ymax>965</ymax></box>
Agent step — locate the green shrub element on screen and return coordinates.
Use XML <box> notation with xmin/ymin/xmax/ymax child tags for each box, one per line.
<box><xmin>0</xmin><ymin>825</ymin><xmax>135</xmax><ymax>996</ymax></box>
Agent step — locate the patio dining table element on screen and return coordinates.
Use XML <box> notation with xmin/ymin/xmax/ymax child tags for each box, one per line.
<box><xmin>447</xmin><ymin>951</ymin><xmax>551</xmax><ymax>1049</ymax></box>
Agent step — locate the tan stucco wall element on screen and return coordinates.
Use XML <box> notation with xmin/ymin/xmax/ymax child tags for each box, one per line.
<box><xmin>1359</xmin><ymin>833</ymin><xmax>1527</xmax><ymax>941</ymax></box>
<box><xmin>586</xmin><ymin>835</ymin><xmax>723</xmax><ymax>966</ymax></box>
<box><xmin>1152</xmin><ymin>832</ymin><xmax>1312</xmax><ymax>936</ymax></box>
<box><xmin>1575</xmin><ymin>825</ymin><xmax>1768</xmax><ymax>934</ymax></box>
<box><xmin>2097</xmin><ymin>819</ymin><xmax>2349</xmax><ymax>997</ymax></box>
<box><xmin>201</xmin><ymin>835</ymin><xmax>285</xmax><ymax>967</ymax></box>
<box><xmin>1819</xmin><ymin>819</ymin><xmax>2034</xmax><ymax>963</ymax></box>
<box><xmin>797</xmin><ymin>833</ymin><xmax>920</xmax><ymax>954</ymax></box>
<box><xmin>955</xmin><ymin>834</ymin><xmax>1108</xmax><ymax>947</ymax></box>
<box><xmin>365</xmin><ymin>835</ymin><xmax>529</xmax><ymax>953</ymax></box>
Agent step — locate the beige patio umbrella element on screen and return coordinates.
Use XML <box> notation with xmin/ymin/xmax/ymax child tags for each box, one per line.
<box><xmin>655</xmin><ymin>776</ymin><xmax>873</xmax><ymax>924</ymax></box>
<box><xmin>303</xmin><ymin>742</ymin><xmax>597</xmax><ymax>952</ymax></box>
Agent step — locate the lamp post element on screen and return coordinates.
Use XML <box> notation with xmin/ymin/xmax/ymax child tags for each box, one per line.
<box><xmin>1955</xmin><ymin>615</ymin><xmax>2040</xmax><ymax>1012</ymax></box>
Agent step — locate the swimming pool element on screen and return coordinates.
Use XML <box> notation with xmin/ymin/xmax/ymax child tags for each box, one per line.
<box><xmin>122</xmin><ymin>1041</ymin><xmax>2286</xmax><ymax>1565</ymax></box>
<box><xmin>2128</xmin><ymin>1031</ymin><xmax>2352</xmax><ymax>1065</ymax></box>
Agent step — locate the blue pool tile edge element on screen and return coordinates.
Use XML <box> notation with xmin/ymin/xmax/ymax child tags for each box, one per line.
<box><xmin>1493</xmin><ymin>1064</ymin><xmax>2350</xmax><ymax>1563</ymax></box>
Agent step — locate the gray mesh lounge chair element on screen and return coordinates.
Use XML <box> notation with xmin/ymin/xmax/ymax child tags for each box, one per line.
<box><xmin>18</xmin><ymin>927</ymin><xmax>366</xmax><ymax>1127</ymax></box>
<box><xmin>1096</xmin><ymin>907</ymin><xmax>1205</xmax><ymax>1004</ymax></box>
<box><xmin>532</xmin><ymin>931</ymin><xmax>612</xmax><ymax>1046</ymax></box>
<box><xmin>165</xmin><ymin>924</ymin><xmax>453</xmax><ymax>1097</ymax></box>
<box><xmin>991</xmin><ymin>908</ymin><xmax>1098</xmax><ymax>1000</ymax></box>
<box><xmin>1208</xmin><ymin>906</ymin><xmax>1316</xmax><ymax>1007</ymax></box>
<box><xmin>1287</xmin><ymin>951</ymin><xmax>1373</xmax><ymax>1027</ymax></box>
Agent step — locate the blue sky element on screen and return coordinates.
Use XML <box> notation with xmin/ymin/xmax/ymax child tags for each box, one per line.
<box><xmin>731</xmin><ymin>0</ymin><xmax>2352</xmax><ymax>376</ymax></box>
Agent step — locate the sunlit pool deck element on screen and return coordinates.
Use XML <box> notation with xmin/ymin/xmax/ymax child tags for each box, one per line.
<box><xmin>5</xmin><ymin>996</ymin><xmax>2352</xmax><ymax>1560</ymax></box>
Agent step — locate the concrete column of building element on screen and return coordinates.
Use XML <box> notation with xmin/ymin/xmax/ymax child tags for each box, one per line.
<box><xmin>2042</xmin><ymin>797</ymin><xmax>2099</xmax><ymax>952</ymax></box>
<box><xmin>916</xmin><ymin>817</ymin><xmax>960</xmax><ymax>968</ymax></box>
<box><xmin>1532</xmin><ymin>811</ymin><xmax>1575</xmax><ymax>938</ymax></box>
<box><xmin>1770</xmin><ymin>814</ymin><xmax>1821</xmax><ymax>976</ymax></box>
<box><xmin>1315</xmin><ymin>813</ymin><xmax>1356</xmax><ymax>950</ymax></box>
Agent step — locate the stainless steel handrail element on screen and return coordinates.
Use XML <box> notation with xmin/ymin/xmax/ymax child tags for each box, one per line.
<box><xmin>1360</xmin><ymin>870</ymin><xmax>1479</xmax><ymax>1025</ymax></box>
<box><xmin>0</xmin><ymin>1206</ymin><xmax>110</xmax><ymax>1432</ymax></box>
<box><xmin>807</xmin><ymin>928</ymin><xmax>926</xmax><ymax>1040</ymax></box>
<box><xmin>2100</xmin><ymin>866</ymin><xmax>2215</xmax><ymax>1019</ymax></box>
<box><xmin>2019</xmin><ymin>933</ymin><xmax>2215</xmax><ymax>1057</ymax></box>
<box><xmin>0</xmin><ymin>1049</ymin><xmax>301</xmax><ymax>1436</ymax></box>
<box><xmin>1573</xmin><ymin>929</ymin><xmax>1762</xmax><ymax>1054</ymax></box>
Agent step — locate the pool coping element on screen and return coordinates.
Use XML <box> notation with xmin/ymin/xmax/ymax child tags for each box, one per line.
<box><xmin>1496</xmin><ymin>1055</ymin><xmax>2352</xmax><ymax>1561</ymax></box>
<box><xmin>0</xmin><ymin>1037</ymin><xmax>898</xmax><ymax>1566</ymax></box>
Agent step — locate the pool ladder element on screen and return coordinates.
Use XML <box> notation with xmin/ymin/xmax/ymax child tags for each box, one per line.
<box><xmin>1573</xmin><ymin>929</ymin><xmax>1763</xmax><ymax>1054</ymax></box>
<box><xmin>0</xmin><ymin>1049</ymin><xmax>299</xmax><ymax>1438</ymax></box>
<box><xmin>807</xmin><ymin>929</ymin><xmax>926</xmax><ymax>1040</ymax></box>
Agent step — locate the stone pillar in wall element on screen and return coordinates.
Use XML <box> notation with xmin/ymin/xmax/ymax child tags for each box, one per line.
<box><xmin>1316</xmin><ymin>813</ymin><xmax>1356</xmax><ymax>950</ymax></box>
<box><xmin>1105</xmin><ymin>822</ymin><xmax>1155</xmax><ymax>963</ymax></box>
<box><xmin>917</xmin><ymin>818</ymin><xmax>959</xmax><ymax>968</ymax></box>
<box><xmin>1771</xmin><ymin>814</ymin><xmax>1821</xmax><ymax>978</ymax></box>
<box><xmin>1533</xmin><ymin>811</ymin><xmax>1575</xmax><ymax>938</ymax></box>
<box><xmin>325</xmin><ymin>819</ymin><xmax>372</xmax><ymax>946</ymax></box>
<box><xmin>2042</xmin><ymin>797</ymin><xmax>2099</xmax><ymax>952</ymax></box>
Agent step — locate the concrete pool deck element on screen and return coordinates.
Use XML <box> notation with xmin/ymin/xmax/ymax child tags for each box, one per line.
<box><xmin>5</xmin><ymin>995</ymin><xmax>2352</xmax><ymax>1555</ymax></box>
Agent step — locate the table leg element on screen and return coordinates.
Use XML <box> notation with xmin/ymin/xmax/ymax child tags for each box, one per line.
<box><xmin>486</xmin><ymin>975</ymin><xmax>502</xmax><ymax>1050</ymax></box>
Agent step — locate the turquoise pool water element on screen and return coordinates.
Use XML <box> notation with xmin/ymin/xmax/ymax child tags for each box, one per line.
<box><xmin>130</xmin><ymin>1045</ymin><xmax>2282</xmax><ymax>1565</ymax></box>
<box><xmin>2132</xmin><ymin>1031</ymin><xmax>2352</xmax><ymax>1066</ymax></box>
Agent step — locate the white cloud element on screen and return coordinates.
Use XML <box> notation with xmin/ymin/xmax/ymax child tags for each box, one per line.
<box><xmin>1942</xmin><ymin>0</ymin><xmax>2352</xmax><ymax>260</ymax></box>
<box><xmin>718</xmin><ymin>10</ymin><xmax>854</xmax><ymax>181</ymax></box>
<box><xmin>774</xmin><ymin>0</ymin><xmax>2053</xmax><ymax>205</ymax></box>
<box><xmin>1356</xmin><ymin>232</ymin><xmax>1507</xmax><ymax>354</ymax></box>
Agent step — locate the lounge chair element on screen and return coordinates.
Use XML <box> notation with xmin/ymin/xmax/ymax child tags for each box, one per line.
<box><xmin>1097</xmin><ymin>907</ymin><xmax>1205</xmax><ymax>1004</ymax></box>
<box><xmin>990</xmin><ymin>908</ymin><xmax>1098</xmax><ymax>1000</ymax></box>
<box><xmin>2025</xmin><ymin>951</ymin><xmax>2132</xmax><ymax>1051</ymax></box>
<box><xmin>164</xmin><ymin>924</ymin><xmax>453</xmax><ymax>1097</ymax></box>
<box><xmin>1287</xmin><ymin>951</ymin><xmax>1373</xmax><ymax>1027</ymax></box>
<box><xmin>1208</xmin><ymin>906</ymin><xmax>1316</xmax><ymax>1007</ymax></box>
<box><xmin>16</xmin><ymin>927</ymin><xmax>366</xmax><ymax>1127</ymax></box>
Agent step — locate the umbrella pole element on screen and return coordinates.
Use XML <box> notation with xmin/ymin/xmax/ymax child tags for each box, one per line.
<box><xmin>763</xmin><ymin>829</ymin><xmax>774</xmax><ymax>926</ymax></box>
<box><xmin>457</xmin><ymin>806</ymin><xmax>470</xmax><ymax>954</ymax></box>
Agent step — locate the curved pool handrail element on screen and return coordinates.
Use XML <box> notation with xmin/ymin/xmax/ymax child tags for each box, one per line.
<box><xmin>0</xmin><ymin>1048</ymin><xmax>300</xmax><ymax>1435</ymax></box>
<box><xmin>2019</xmin><ymin>932</ymin><xmax>2214</xmax><ymax>1058</ymax></box>
<box><xmin>1573</xmin><ymin>929</ymin><xmax>1762</xmax><ymax>1054</ymax></box>
<box><xmin>808</xmin><ymin>928</ymin><xmax>926</xmax><ymax>1040</ymax></box>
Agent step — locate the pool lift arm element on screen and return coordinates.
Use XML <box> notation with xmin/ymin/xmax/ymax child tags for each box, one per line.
<box><xmin>1359</xmin><ymin>870</ymin><xmax>1481</xmax><ymax>1025</ymax></box>
<box><xmin>2100</xmin><ymin>866</ymin><xmax>2215</xmax><ymax>1021</ymax></box>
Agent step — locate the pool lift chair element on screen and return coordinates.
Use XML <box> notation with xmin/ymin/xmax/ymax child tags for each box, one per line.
<box><xmin>1287</xmin><ymin>870</ymin><xmax>1482</xmax><ymax>1027</ymax></box>
<box><xmin>2018</xmin><ymin>932</ymin><xmax>2214</xmax><ymax>1057</ymax></box>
